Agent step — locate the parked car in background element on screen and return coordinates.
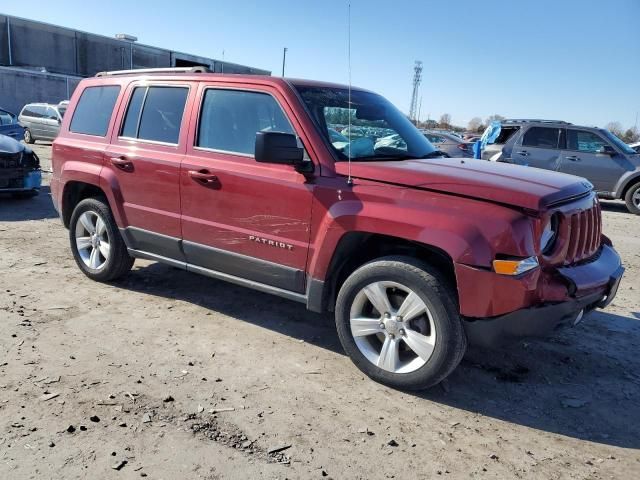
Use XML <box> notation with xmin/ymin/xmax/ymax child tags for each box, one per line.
<box><xmin>0</xmin><ymin>107</ymin><xmax>25</xmax><ymax>141</ymax></box>
<box><xmin>480</xmin><ymin>119</ymin><xmax>640</xmax><ymax>214</ymax></box>
<box><xmin>19</xmin><ymin>101</ymin><xmax>68</xmax><ymax>144</ymax></box>
<box><xmin>422</xmin><ymin>130</ymin><xmax>474</xmax><ymax>157</ymax></box>
<box><xmin>51</xmin><ymin>68</ymin><xmax>623</xmax><ymax>390</ymax></box>
<box><xmin>630</xmin><ymin>142</ymin><xmax>640</xmax><ymax>154</ymax></box>
<box><xmin>0</xmin><ymin>134</ymin><xmax>41</xmax><ymax>197</ymax></box>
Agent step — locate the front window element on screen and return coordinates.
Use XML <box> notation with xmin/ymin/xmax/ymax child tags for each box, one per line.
<box><xmin>294</xmin><ymin>85</ymin><xmax>438</xmax><ymax>161</ymax></box>
<box><xmin>567</xmin><ymin>130</ymin><xmax>609</xmax><ymax>153</ymax></box>
<box><xmin>600</xmin><ymin>129</ymin><xmax>637</xmax><ymax>155</ymax></box>
<box><xmin>0</xmin><ymin>110</ymin><xmax>15</xmax><ymax>125</ymax></box>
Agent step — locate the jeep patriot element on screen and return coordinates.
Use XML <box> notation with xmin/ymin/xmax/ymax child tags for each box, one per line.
<box><xmin>51</xmin><ymin>68</ymin><xmax>624</xmax><ymax>390</ymax></box>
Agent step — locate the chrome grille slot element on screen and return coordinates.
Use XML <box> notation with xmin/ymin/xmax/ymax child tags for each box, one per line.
<box><xmin>564</xmin><ymin>202</ymin><xmax>602</xmax><ymax>265</ymax></box>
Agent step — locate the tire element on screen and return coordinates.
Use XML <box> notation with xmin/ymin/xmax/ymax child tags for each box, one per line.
<box><xmin>624</xmin><ymin>182</ymin><xmax>640</xmax><ymax>215</ymax></box>
<box><xmin>24</xmin><ymin>129</ymin><xmax>34</xmax><ymax>144</ymax></box>
<box><xmin>69</xmin><ymin>197</ymin><xmax>134</xmax><ymax>282</ymax></box>
<box><xmin>335</xmin><ymin>256</ymin><xmax>467</xmax><ymax>391</ymax></box>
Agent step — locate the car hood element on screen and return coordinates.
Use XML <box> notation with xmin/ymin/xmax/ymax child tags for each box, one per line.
<box><xmin>0</xmin><ymin>134</ymin><xmax>29</xmax><ymax>155</ymax></box>
<box><xmin>335</xmin><ymin>157</ymin><xmax>593</xmax><ymax>211</ymax></box>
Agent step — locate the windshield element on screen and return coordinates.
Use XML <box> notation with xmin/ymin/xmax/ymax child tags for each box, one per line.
<box><xmin>294</xmin><ymin>85</ymin><xmax>438</xmax><ymax>161</ymax></box>
<box><xmin>600</xmin><ymin>129</ymin><xmax>637</xmax><ymax>155</ymax></box>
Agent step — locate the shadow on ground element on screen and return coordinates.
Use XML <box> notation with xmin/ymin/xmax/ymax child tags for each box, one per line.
<box><xmin>118</xmin><ymin>261</ymin><xmax>640</xmax><ymax>450</ymax></box>
<box><xmin>0</xmin><ymin>186</ymin><xmax>58</xmax><ymax>221</ymax></box>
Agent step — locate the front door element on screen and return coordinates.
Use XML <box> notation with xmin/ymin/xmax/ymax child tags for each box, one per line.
<box><xmin>559</xmin><ymin>129</ymin><xmax>628</xmax><ymax>193</ymax></box>
<box><xmin>180</xmin><ymin>86</ymin><xmax>314</xmax><ymax>293</ymax></box>
<box><xmin>103</xmin><ymin>83</ymin><xmax>191</xmax><ymax>259</ymax></box>
<box><xmin>511</xmin><ymin>126</ymin><xmax>564</xmax><ymax>170</ymax></box>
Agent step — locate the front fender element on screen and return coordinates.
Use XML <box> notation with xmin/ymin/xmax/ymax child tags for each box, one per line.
<box><xmin>307</xmin><ymin>182</ymin><xmax>536</xmax><ymax>281</ymax></box>
<box><xmin>614</xmin><ymin>169</ymin><xmax>640</xmax><ymax>198</ymax></box>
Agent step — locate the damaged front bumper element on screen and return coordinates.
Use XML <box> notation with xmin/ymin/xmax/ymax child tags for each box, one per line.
<box><xmin>457</xmin><ymin>244</ymin><xmax>624</xmax><ymax>348</ymax></box>
<box><xmin>0</xmin><ymin>169</ymin><xmax>42</xmax><ymax>192</ymax></box>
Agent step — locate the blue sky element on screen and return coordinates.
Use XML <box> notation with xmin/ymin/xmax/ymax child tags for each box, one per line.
<box><xmin>3</xmin><ymin>0</ymin><xmax>639</xmax><ymax>129</ymax></box>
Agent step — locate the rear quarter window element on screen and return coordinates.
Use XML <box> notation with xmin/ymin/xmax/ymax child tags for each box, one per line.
<box><xmin>70</xmin><ymin>86</ymin><xmax>121</xmax><ymax>137</ymax></box>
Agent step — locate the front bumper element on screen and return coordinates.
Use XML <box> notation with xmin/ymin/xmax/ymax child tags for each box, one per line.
<box><xmin>460</xmin><ymin>244</ymin><xmax>624</xmax><ymax>348</ymax></box>
<box><xmin>0</xmin><ymin>170</ymin><xmax>41</xmax><ymax>192</ymax></box>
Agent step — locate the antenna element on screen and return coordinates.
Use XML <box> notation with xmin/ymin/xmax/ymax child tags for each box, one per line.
<box><xmin>347</xmin><ymin>1</ymin><xmax>353</xmax><ymax>186</ymax></box>
<box><xmin>409</xmin><ymin>60</ymin><xmax>423</xmax><ymax>121</ymax></box>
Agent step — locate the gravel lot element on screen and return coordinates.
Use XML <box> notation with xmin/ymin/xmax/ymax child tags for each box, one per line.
<box><xmin>1</xmin><ymin>143</ymin><xmax>639</xmax><ymax>479</ymax></box>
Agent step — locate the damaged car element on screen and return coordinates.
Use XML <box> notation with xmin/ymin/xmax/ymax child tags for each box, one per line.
<box><xmin>0</xmin><ymin>134</ymin><xmax>41</xmax><ymax>198</ymax></box>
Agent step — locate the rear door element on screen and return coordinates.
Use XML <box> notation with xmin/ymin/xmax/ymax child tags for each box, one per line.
<box><xmin>559</xmin><ymin>129</ymin><xmax>627</xmax><ymax>192</ymax></box>
<box><xmin>103</xmin><ymin>82</ymin><xmax>191</xmax><ymax>260</ymax></box>
<box><xmin>511</xmin><ymin>126</ymin><xmax>563</xmax><ymax>169</ymax></box>
<box><xmin>180</xmin><ymin>84</ymin><xmax>314</xmax><ymax>293</ymax></box>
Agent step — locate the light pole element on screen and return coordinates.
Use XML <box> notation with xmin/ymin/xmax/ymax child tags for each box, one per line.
<box><xmin>282</xmin><ymin>47</ymin><xmax>288</xmax><ymax>77</ymax></box>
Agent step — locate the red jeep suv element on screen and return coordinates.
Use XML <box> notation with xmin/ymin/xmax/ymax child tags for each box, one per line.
<box><xmin>51</xmin><ymin>68</ymin><xmax>624</xmax><ymax>390</ymax></box>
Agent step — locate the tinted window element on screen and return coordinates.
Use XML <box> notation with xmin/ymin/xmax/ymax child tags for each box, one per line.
<box><xmin>0</xmin><ymin>111</ymin><xmax>14</xmax><ymax>125</ymax></box>
<box><xmin>493</xmin><ymin>126</ymin><xmax>520</xmax><ymax>144</ymax></box>
<box><xmin>121</xmin><ymin>87</ymin><xmax>146</xmax><ymax>139</ymax></box>
<box><xmin>522</xmin><ymin>127</ymin><xmax>561</xmax><ymax>149</ymax></box>
<box><xmin>136</xmin><ymin>87</ymin><xmax>188</xmax><ymax>144</ymax></box>
<box><xmin>567</xmin><ymin>130</ymin><xmax>608</xmax><ymax>153</ymax></box>
<box><xmin>22</xmin><ymin>105</ymin><xmax>42</xmax><ymax>118</ymax></box>
<box><xmin>45</xmin><ymin>107</ymin><xmax>58</xmax><ymax>120</ymax></box>
<box><xmin>70</xmin><ymin>86</ymin><xmax>120</xmax><ymax>136</ymax></box>
<box><xmin>197</xmin><ymin>89</ymin><xmax>294</xmax><ymax>155</ymax></box>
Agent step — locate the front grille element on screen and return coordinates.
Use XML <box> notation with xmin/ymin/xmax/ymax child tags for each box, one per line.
<box><xmin>564</xmin><ymin>202</ymin><xmax>601</xmax><ymax>264</ymax></box>
<box><xmin>0</xmin><ymin>152</ymin><xmax>22</xmax><ymax>169</ymax></box>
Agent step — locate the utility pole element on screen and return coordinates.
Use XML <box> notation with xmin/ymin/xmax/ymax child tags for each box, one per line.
<box><xmin>409</xmin><ymin>61</ymin><xmax>423</xmax><ymax>121</ymax></box>
<box><xmin>282</xmin><ymin>47</ymin><xmax>288</xmax><ymax>77</ymax></box>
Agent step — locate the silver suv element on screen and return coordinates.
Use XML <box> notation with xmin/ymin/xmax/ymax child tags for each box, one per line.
<box><xmin>482</xmin><ymin>119</ymin><xmax>640</xmax><ymax>214</ymax></box>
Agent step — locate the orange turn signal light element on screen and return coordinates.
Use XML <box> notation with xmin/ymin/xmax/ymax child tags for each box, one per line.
<box><xmin>493</xmin><ymin>256</ymin><xmax>539</xmax><ymax>276</ymax></box>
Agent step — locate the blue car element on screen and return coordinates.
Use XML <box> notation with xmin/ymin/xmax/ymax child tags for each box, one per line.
<box><xmin>0</xmin><ymin>107</ymin><xmax>25</xmax><ymax>141</ymax></box>
<box><xmin>0</xmin><ymin>134</ymin><xmax>41</xmax><ymax>198</ymax></box>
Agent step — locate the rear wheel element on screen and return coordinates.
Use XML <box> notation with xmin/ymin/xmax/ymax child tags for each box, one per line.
<box><xmin>624</xmin><ymin>182</ymin><xmax>640</xmax><ymax>215</ymax></box>
<box><xmin>335</xmin><ymin>256</ymin><xmax>467</xmax><ymax>390</ymax></box>
<box><xmin>69</xmin><ymin>198</ymin><xmax>134</xmax><ymax>281</ymax></box>
<box><xmin>24</xmin><ymin>129</ymin><xmax>34</xmax><ymax>144</ymax></box>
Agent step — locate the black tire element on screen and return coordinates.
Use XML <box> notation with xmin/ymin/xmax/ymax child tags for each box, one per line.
<box><xmin>335</xmin><ymin>256</ymin><xmax>467</xmax><ymax>391</ymax></box>
<box><xmin>624</xmin><ymin>182</ymin><xmax>640</xmax><ymax>215</ymax></box>
<box><xmin>69</xmin><ymin>197</ymin><xmax>134</xmax><ymax>282</ymax></box>
<box><xmin>24</xmin><ymin>129</ymin><xmax>34</xmax><ymax>144</ymax></box>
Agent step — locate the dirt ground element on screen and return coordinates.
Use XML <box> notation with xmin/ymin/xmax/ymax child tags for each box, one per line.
<box><xmin>1</xmin><ymin>143</ymin><xmax>639</xmax><ymax>480</ymax></box>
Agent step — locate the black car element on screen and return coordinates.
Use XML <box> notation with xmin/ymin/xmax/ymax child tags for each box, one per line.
<box><xmin>0</xmin><ymin>134</ymin><xmax>41</xmax><ymax>198</ymax></box>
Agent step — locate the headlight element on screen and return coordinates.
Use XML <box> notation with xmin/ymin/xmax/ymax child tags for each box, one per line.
<box><xmin>493</xmin><ymin>256</ymin><xmax>539</xmax><ymax>276</ymax></box>
<box><xmin>540</xmin><ymin>214</ymin><xmax>559</xmax><ymax>254</ymax></box>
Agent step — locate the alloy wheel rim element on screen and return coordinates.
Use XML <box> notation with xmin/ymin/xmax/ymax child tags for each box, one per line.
<box><xmin>633</xmin><ymin>190</ymin><xmax>640</xmax><ymax>208</ymax></box>
<box><xmin>349</xmin><ymin>281</ymin><xmax>436</xmax><ymax>374</ymax></box>
<box><xmin>75</xmin><ymin>211</ymin><xmax>110</xmax><ymax>270</ymax></box>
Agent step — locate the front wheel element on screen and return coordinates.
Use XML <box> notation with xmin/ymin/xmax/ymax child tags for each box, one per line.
<box><xmin>624</xmin><ymin>182</ymin><xmax>640</xmax><ymax>215</ymax></box>
<box><xmin>69</xmin><ymin>197</ymin><xmax>134</xmax><ymax>281</ymax></box>
<box><xmin>24</xmin><ymin>129</ymin><xmax>34</xmax><ymax>144</ymax></box>
<box><xmin>335</xmin><ymin>256</ymin><xmax>467</xmax><ymax>390</ymax></box>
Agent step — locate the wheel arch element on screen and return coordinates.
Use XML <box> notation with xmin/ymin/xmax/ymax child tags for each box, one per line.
<box><xmin>308</xmin><ymin>232</ymin><xmax>457</xmax><ymax>313</ymax></box>
<box><xmin>61</xmin><ymin>181</ymin><xmax>108</xmax><ymax>228</ymax></box>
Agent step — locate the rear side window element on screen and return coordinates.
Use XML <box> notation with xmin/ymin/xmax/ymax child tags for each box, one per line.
<box><xmin>493</xmin><ymin>126</ymin><xmax>520</xmax><ymax>145</ymax></box>
<box><xmin>522</xmin><ymin>127</ymin><xmax>562</xmax><ymax>149</ymax></box>
<box><xmin>70</xmin><ymin>86</ymin><xmax>121</xmax><ymax>137</ymax></box>
<box><xmin>120</xmin><ymin>86</ymin><xmax>188</xmax><ymax>144</ymax></box>
<box><xmin>197</xmin><ymin>89</ymin><xmax>294</xmax><ymax>155</ymax></box>
<box><xmin>22</xmin><ymin>106</ymin><xmax>42</xmax><ymax>118</ymax></box>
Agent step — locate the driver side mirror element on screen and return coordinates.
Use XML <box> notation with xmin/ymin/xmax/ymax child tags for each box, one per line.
<box><xmin>598</xmin><ymin>145</ymin><xmax>616</xmax><ymax>155</ymax></box>
<box><xmin>255</xmin><ymin>131</ymin><xmax>305</xmax><ymax>167</ymax></box>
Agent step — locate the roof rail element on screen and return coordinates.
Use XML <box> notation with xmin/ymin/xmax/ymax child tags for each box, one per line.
<box><xmin>502</xmin><ymin>119</ymin><xmax>572</xmax><ymax>125</ymax></box>
<box><xmin>95</xmin><ymin>66</ymin><xmax>211</xmax><ymax>77</ymax></box>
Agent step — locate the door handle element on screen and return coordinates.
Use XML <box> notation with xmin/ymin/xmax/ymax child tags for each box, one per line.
<box><xmin>565</xmin><ymin>155</ymin><xmax>580</xmax><ymax>161</ymax></box>
<box><xmin>110</xmin><ymin>156</ymin><xmax>133</xmax><ymax>171</ymax></box>
<box><xmin>516</xmin><ymin>150</ymin><xmax>530</xmax><ymax>157</ymax></box>
<box><xmin>188</xmin><ymin>169</ymin><xmax>219</xmax><ymax>185</ymax></box>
